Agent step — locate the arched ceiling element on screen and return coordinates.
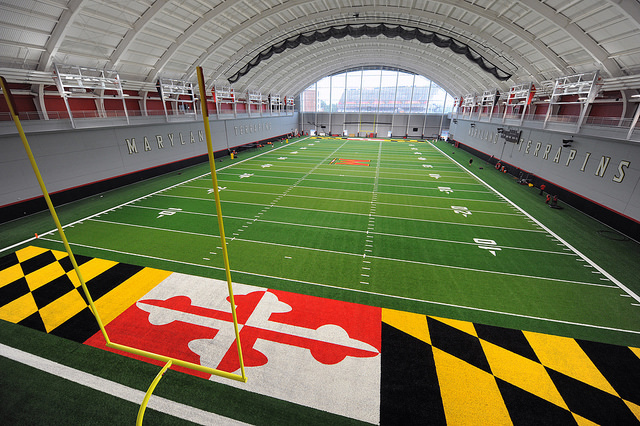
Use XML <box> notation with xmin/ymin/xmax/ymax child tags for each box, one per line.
<box><xmin>2</xmin><ymin>0</ymin><xmax>640</xmax><ymax>97</ymax></box>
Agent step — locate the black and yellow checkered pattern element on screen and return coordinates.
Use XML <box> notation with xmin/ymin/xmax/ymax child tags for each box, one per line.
<box><xmin>381</xmin><ymin>309</ymin><xmax>640</xmax><ymax>425</ymax></box>
<box><xmin>0</xmin><ymin>246</ymin><xmax>170</xmax><ymax>342</ymax></box>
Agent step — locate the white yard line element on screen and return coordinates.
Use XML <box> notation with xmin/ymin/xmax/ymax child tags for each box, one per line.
<box><xmin>153</xmin><ymin>193</ymin><xmax>545</xmax><ymax>232</ymax></box>
<box><xmin>127</xmin><ymin>204</ymin><xmax>571</xmax><ymax>256</ymax></box>
<box><xmin>89</xmin><ymin>218</ymin><xmax>215</xmax><ymax>238</ymax></box>
<box><xmin>209</xmin><ymin>178</ymin><xmax>500</xmax><ymax>198</ymax></box>
<box><xmin>378</xmin><ymin>182</ymin><xmax>492</xmax><ymax>194</ymax></box>
<box><xmin>38</xmin><ymin>229</ymin><xmax>614</xmax><ymax>290</ymax></box>
<box><xmin>33</xmin><ymin>236</ymin><xmax>640</xmax><ymax>336</ymax></box>
<box><xmin>216</xmin><ymin>182</ymin><xmax>374</xmax><ymax>194</ymax></box>
<box><xmin>0</xmin><ymin>343</ymin><xmax>248</xmax><ymax>426</ymax></box>
<box><xmin>173</xmin><ymin>186</ymin><xmax>520</xmax><ymax>215</ymax></box>
<box><xmin>213</xmin><ymin>175</ymin><xmax>299</xmax><ymax>182</ymax></box>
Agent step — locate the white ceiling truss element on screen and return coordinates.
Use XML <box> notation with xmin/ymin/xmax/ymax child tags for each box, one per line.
<box><xmin>2</xmin><ymin>0</ymin><xmax>640</xmax><ymax>98</ymax></box>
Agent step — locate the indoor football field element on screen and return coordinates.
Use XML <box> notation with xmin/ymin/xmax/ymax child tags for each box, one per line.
<box><xmin>1</xmin><ymin>136</ymin><xmax>640</xmax><ymax>425</ymax></box>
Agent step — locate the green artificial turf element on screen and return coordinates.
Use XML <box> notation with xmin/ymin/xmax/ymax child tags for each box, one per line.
<box><xmin>1</xmin><ymin>136</ymin><xmax>640</xmax><ymax>424</ymax></box>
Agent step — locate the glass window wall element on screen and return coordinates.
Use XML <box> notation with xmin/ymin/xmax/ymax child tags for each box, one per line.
<box><xmin>301</xmin><ymin>68</ymin><xmax>453</xmax><ymax>114</ymax></box>
<box><xmin>345</xmin><ymin>70</ymin><xmax>362</xmax><ymax>113</ymax></box>
<box><xmin>316</xmin><ymin>76</ymin><xmax>331</xmax><ymax>112</ymax></box>
<box><xmin>428</xmin><ymin>85</ymin><xmax>447</xmax><ymax>114</ymax></box>
<box><xmin>360</xmin><ymin>69</ymin><xmax>381</xmax><ymax>113</ymax></box>
<box><xmin>411</xmin><ymin>75</ymin><xmax>430</xmax><ymax>114</ymax></box>
<box><xmin>331</xmin><ymin>74</ymin><xmax>346</xmax><ymax>113</ymax></box>
<box><xmin>395</xmin><ymin>72</ymin><xmax>415</xmax><ymax>114</ymax></box>
<box><xmin>379</xmin><ymin>70</ymin><xmax>398</xmax><ymax>114</ymax></box>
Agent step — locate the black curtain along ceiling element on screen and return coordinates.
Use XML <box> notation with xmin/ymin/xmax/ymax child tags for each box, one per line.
<box><xmin>227</xmin><ymin>23</ymin><xmax>513</xmax><ymax>84</ymax></box>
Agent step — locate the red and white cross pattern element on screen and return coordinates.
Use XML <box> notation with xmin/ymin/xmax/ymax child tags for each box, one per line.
<box><xmin>85</xmin><ymin>273</ymin><xmax>381</xmax><ymax>423</ymax></box>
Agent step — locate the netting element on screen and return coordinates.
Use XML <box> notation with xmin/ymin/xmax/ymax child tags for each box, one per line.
<box><xmin>228</xmin><ymin>23</ymin><xmax>512</xmax><ymax>84</ymax></box>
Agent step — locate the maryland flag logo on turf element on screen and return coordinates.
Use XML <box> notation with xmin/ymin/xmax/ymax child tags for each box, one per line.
<box><xmin>86</xmin><ymin>273</ymin><xmax>382</xmax><ymax>422</ymax></box>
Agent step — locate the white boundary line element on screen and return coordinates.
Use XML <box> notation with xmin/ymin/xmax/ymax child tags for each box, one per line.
<box><xmin>0</xmin><ymin>343</ymin><xmax>247</xmax><ymax>425</ymax></box>
<box><xmin>429</xmin><ymin>140</ymin><xmax>640</xmax><ymax>304</ymax></box>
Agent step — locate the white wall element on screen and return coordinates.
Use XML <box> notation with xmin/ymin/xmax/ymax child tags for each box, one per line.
<box><xmin>0</xmin><ymin>114</ymin><xmax>297</xmax><ymax>207</ymax></box>
<box><xmin>450</xmin><ymin>119</ymin><xmax>640</xmax><ymax>224</ymax></box>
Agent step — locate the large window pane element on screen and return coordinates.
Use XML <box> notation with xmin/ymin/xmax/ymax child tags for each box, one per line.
<box><xmin>395</xmin><ymin>73</ymin><xmax>414</xmax><ymax>113</ymax></box>
<box><xmin>428</xmin><ymin>85</ymin><xmax>447</xmax><ymax>113</ymax></box>
<box><xmin>379</xmin><ymin>70</ymin><xmax>397</xmax><ymax>114</ymax></box>
<box><xmin>331</xmin><ymin>74</ymin><xmax>346</xmax><ymax>113</ymax></box>
<box><xmin>316</xmin><ymin>76</ymin><xmax>331</xmax><ymax>112</ymax></box>
<box><xmin>345</xmin><ymin>70</ymin><xmax>362</xmax><ymax>113</ymax></box>
<box><xmin>360</xmin><ymin>70</ymin><xmax>381</xmax><ymax>113</ymax></box>
<box><xmin>301</xmin><ymin>83</ymin><xmax>317</xmax><ymax>112</ymax></box>
<box><xmin>444</xmin><ymin>94</ymin><xmax>454</xmax><ymax>113</ymax></box>
<box><xmin>411</xmin><ymin>75</ymin><xmax>430</xmax><ymax>114</ymax></box>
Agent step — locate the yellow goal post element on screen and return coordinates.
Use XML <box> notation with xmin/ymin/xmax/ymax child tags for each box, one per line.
<box><xmin>1</xmin><ymin>70</ymin><xmax>247</xmax><ymax>421</ymax></box>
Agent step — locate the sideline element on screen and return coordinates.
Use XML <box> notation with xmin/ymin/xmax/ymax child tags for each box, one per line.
<box><xmin>429</xmin><ymin>140</ymin><xmax>640</xmax><ymax>305</ymax></box>
<box><xmin>0</xmin><ymin>343</ymin><xmax>247</xmax><ymax>425</ymax></box>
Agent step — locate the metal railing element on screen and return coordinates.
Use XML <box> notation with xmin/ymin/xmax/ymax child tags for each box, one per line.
<box><xmin>0</xmin><ymin>107</ymin><xmax>294</xmax><ymax>123</ymax></box>
<box><xmin>454</xmin><ymin>111</ymin><xmax>640</xmax><ymax>129</ymax></box>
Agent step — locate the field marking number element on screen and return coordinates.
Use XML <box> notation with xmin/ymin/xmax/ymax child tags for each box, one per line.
<box><xmin>452</xmin><ymin>206</ymin><xmax>472</xmax><ymax>217</ymax></box>
<box><xmin>157</xmin><ymin>207</ymin><xmax>182</xmax><ymax>219</ymax></box>
<box><xmin>474</xmin><ymin>238</ymin><xmax>501</xmax><ymax>256</ymax></box>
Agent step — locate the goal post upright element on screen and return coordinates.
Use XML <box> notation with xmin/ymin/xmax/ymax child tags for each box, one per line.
<box><xmin>1</xmin><ymin>73</ymin><xmax>248</xmax><ymax>420</ymax></box>
<box><xmin>196</xmin><ymin>66</ymin><xmax>247</xmax><ymax>382</ymax></box>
